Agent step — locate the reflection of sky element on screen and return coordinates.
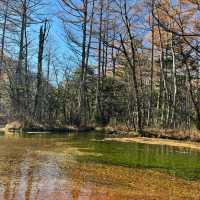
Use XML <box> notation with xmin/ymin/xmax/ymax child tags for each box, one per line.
<box><xmin>0</xmin><ymin>151</ymin><xmax>113</xmax><ymax>200</ymax></box>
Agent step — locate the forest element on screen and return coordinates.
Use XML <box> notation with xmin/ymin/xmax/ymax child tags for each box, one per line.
<box><xmin>0</xmin><ymin>0</ymin><xmax>199</xmax><ymax>134</ymax></box>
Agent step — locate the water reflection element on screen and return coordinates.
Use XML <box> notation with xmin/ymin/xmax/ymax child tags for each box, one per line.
<box><xmin>0</xmin><ymin>148</ymin><xmax>131</xmax><ymax>200</ymax></box>
<box><xmin>0</xmin><ymin>133</ymin><xmax>200</xmax><ymax>199</ymax></box>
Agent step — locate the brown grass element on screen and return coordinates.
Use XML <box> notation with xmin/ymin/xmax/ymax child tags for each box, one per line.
<box><xmin>144</xmin><ymin>128</ymin><xmax>200</xmax><ymax>142</ymax></box>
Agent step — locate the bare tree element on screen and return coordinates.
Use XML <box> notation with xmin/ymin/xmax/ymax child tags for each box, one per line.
<box><xmin>34</xmin><ymin>19</ymin><xmax>49</xmax><ymax>121</ymax></box>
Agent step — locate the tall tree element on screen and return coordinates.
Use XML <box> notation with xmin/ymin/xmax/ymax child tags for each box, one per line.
<box><xmin>34</xmin><ymin>19</ymin><xmax>49</xmax><ymax>121</ymax></box>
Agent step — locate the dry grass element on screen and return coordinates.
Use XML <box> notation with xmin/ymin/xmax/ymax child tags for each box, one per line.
<box><xmin>145</xmin><ymin>128</ymin><xmax>200</xmax><ymax>142</ymax></box>
<box><xmin>5</xmin><ymin>120</ymin><xmax>24</xmax><ymax>131</ymax></box>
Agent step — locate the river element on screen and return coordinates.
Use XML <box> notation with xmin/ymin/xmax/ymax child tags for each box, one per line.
<box><xmin>0</xmin><ymin>132</ymin><xmax>200</xmax><ymax>200</ymax></box>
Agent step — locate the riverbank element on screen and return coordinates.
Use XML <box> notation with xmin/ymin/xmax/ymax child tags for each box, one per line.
<box><xmin>2</xmin><ymin>121</ymin><xmax>200</xmax><ymax>151</ymax></box>
<box><xmin>2</xmin><ymin>121</ymin><xmax>95</xmax><ymax>133</ymax></box>
<box><xmin>102</xmin><ymin>125</ymin><xmax>200</xmax><ymax>140</ymax></box>
<box><xmin>105</xmin><ymin>137</ymin><xmax>200</xmax><ymax>151</ymax></box>
<box><xmin>102</xmin><ymin>126</ymin><xmax>200</xmax><ymax>150</ymax></box>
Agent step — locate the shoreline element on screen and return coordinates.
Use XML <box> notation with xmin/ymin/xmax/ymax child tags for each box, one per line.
<box><xmin>105</xmin><ymin>137</ymin><xmax>200</xmax><ymax>151</ymax></box>
<box><xmin>2</xmin><ymin>121</ymin><xmax>200</xmax><ymax>151</ymax></box>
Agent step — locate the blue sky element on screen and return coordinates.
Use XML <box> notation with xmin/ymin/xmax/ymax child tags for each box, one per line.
<box><xmin>27</xmin><ymin>0</ymin><xmax>75</xmax><ymax>83</ymax></box>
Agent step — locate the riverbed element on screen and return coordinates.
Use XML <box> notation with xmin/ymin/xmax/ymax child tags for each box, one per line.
<box><xmin>0</xmin><ymin>132</ymin><xmax>200</xmax><ymax>199</ymax></box>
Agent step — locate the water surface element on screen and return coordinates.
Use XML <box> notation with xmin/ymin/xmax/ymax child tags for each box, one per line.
<box><xmin>0</xmin><ymin>132</ymin><xmax>200</xmax><ymax>200</ymax></box>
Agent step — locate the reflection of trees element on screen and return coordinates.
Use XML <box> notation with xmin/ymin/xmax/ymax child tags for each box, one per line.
<box><xmin>25</xmin><ymin>168</ymin><xmax>33</xmax><ymax>200</ymax></box>
<box><xmin>67</xmin><ymin>165</ymin><xmax>83</xmax><ymax>200</ymax></box>
<box><xmin>67</xmin><ymin>164</ymin><xmax>115</xmax><ymax>200</ymax></box>
<box><xmin>2</xmin><ymin>171</ymin><xmax>21</xmax><ymax>200</ymax></box>
<box><xmin>3</xmin><ymin>177</ymin><xmax>11</xmax><ymax>200</ymax></box>
<box><xmin>4</xmin><ymin>132</ymin><xmax>21</xmax><ymax>138</ymax></box>
<box><xmin>0</xmin><ymin>152</ymin><xmax>34</xmax><ymax>200</ymax></box>
<box><xmin>0</xmin><ymin>145</ymin><xmax>126</xmax><ymax>200</ymax></box>
<box><xmin>71</xmin><ymin>181</ymin><xmax>82</xmax><ymax>200</ymax></box>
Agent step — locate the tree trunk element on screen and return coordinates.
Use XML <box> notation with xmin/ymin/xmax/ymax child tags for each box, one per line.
<box><xmin>147</xmin><ymin>0</ymin><xmax>155</xmax><ymax>127</ymax></box>
<box><xmin>34</xmin><ymin>20</ymin><xmax>48</xmax><ymax>121</ymax></box>
<box><xmin>170</xmin><ymin>37</ymin><xmax>177</xmax><ymax>127</ymax></box>
<box><xmin>95</xmin><ymin>0</ymin><xmax>103</xmax><ymax>123</ymax></box>
<box><xmin>0</xmin><ymin>0</ymin><xmax>9</xmax><ymax>113</ymax></box>
<box><xmin>79</xmin><ymin>0</ymin><xmax>88</xmax><ymax>127</ymax></box>
<box><xmin>16</xmin><ymin>0</ymin><xmax>27</xmax><ymax>117</ymax></box>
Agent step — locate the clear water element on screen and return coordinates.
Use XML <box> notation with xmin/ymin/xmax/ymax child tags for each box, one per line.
<box><xmin>0</xmin><ymin>132</ymin><xmax>200</xmax><ymax>200</ymax></box>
